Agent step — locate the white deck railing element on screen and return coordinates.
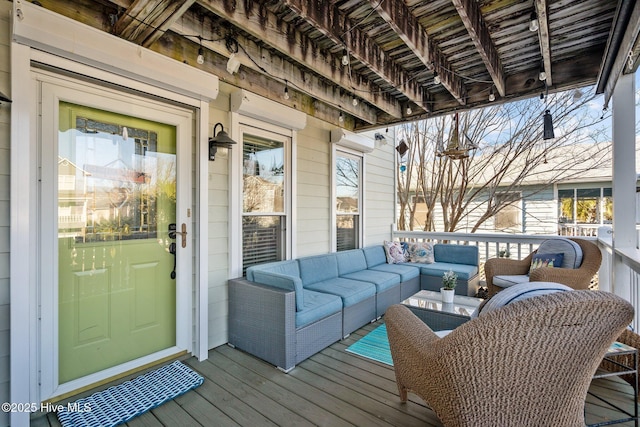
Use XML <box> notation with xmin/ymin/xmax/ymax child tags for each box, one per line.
<box><xmin>391</xmin><ymin>226</ymin><xmax>640</xmax><ymax>331</ymax></box>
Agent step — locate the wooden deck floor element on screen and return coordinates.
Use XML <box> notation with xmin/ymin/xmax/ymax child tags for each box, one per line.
<box><xmin>34</xmin><ymin>320</ymin><xmax>639</xmax><ymax>426</ymax></box>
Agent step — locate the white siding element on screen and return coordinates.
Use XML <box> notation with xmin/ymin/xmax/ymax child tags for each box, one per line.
<box><xmin>522</xmin><ymin>186</ymin><xmax>557</xmax><ymax>235</ymax></box>
<box><xmin>296</xmin><ymin>117</ymin><xmax>332</xmax><ymax>256</ymax></box>
<box><xmin>0</xmin><ymin>2</ymin><xmax>10</xmax><ymax>425</ymax></box>
<box><xmin>364</xmin><ymin>135</ymin><xmax>396</xmax><ymax>245</ymax></box>
<box><xmin>207</xmin><ymin>94</ymin><xmax>231</xmax><ymax>349</ymax></box>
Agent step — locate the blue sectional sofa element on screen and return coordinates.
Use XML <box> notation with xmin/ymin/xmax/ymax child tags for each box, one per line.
<box><xmin>228</xmin><ymin>243</ymin><xmax>479</xmax><ymax>372</ymax></box>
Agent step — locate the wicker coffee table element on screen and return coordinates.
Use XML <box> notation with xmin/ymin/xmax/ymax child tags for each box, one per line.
<box><xmin>401</xmin><ymin>290</ymin><xmax>483</xmax><ymax>331</ymax></box>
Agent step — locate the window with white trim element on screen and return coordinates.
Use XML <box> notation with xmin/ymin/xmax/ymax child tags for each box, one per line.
<box><xmin>335</xmin><ymin>150</ymin><xmax>363</xmax><ymax>251</ymax></box>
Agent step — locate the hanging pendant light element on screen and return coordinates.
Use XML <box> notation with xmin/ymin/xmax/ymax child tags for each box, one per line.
<box><xmin>543</xmin><ymin>110</ymin><xmax>555</xmax><ymax>140</ymax></box>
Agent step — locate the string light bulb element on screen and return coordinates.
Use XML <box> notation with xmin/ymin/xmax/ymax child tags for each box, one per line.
<box><xmin>341</xmin><ymin>49</ymin><xmax>349</xmax><ymax>66</ymax></box>
<box><xmin>283</xmin><ymin>85</ymin><xmax>290</xmax><ymax>100</ymax></box>
<box><xmin>539</xmin><ymin>68</ymin><xmax>547</xmax><ymax>81</ymax></box>
<box><xmin>489</xmin><ymin>88</ymin><xmax>495</xmax><ymax>102</ymax></box>
<box><xmin>433</xmin><ymin>72</ymin><xmax>441</xmax><ymax>85</ymax></box>
<box><xmin>352</xmin><ymin>96</ymin><xmax>358</xmax><ymax>107</ymax></box>
<box><xmin>339</xmin><ymin>111</ymin><xmax>344</xmax><ymax>123</ymax></box>
<box><xmin>529</xmin><ymin>12</ymin><xmax>539</xmax><ymax>32</ymax></box>
<box><xmin>406</xmin><ymin>106</ymin><xmax>412</xmax><ymax>115</ymax></box>
<box><xmin>197</xmin><ymin>46</ymin><xmax>205</xmax><ymax>65</ymax></box>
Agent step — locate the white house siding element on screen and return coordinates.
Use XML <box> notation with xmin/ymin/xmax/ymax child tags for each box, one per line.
<box><xmin>0</xmin><ymin>2</ymin><xmax>10</xmax><ymax>425</ymax></box>
<box><xmin>296</xmin><ymin>117</ymin><xmax>332</xmax><ymax>257</ymax></box>
<box><xmin>521</xmin><ymin>186</ymin><xmax>557</xmax><ymax>235</ymax></box>
<box><xmin>207</xmin><ymin>93</ymin><xmax>232</xmax><ymax>349</ymax></box>
<box><xmin>364</xmin><ymin>137</ymin><xmax>396</xmax><ymax>245</ymax></box>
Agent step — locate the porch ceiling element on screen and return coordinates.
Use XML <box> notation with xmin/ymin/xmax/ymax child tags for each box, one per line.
<box><xmin>37</xmin><ymin>0</ymin><xmax>640</xmax><ymax>130</ymax></box>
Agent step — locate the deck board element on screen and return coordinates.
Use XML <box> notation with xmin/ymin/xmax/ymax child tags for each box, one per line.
<box><xmin>36</xmin><ymin>319</ymin><xmax>639</xmax><ymax>427</ymax></box>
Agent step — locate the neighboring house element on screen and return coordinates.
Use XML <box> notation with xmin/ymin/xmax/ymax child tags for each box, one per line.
<box><xmin>404</xmin><ymin>142</ymin><xmax>640</xmax><ymax>236</ymax></box>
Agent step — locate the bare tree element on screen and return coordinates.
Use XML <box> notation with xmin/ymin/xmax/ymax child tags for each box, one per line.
<box><xmin>397</xmin><ymin>87</ymin><xmax>611</xmax><ymax>232</ymax></box>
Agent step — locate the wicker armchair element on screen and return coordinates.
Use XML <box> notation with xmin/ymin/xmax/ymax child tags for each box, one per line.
<box><xmin>385</xmin><ymin>291</ymin><xmax>634</xmax><ymax>427</ymax></box>
<box><xmin>484</xmin><ymin>238</ymin><xmax>602</xmax><ymax>297</ymax></box>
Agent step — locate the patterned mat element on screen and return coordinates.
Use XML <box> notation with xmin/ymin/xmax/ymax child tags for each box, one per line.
<box><xmin>345</xmin><ymin>324</ymin><xmax>393</xmax><ymax>366</ymax></box>
<box><xmin>57</xmin><ymin>360</ymin><xmax>204</xmax><ymax>427</ymax></box>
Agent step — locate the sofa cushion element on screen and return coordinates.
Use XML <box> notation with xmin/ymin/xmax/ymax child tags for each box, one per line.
<box><xmin>493</xmin><ymin>275</ymin><xmax>530</xmax><ymax>288</ymax></box>
<box><xmin>537</xmin><ymin>238</ymin><xmax>582</xmax><ymax>269</ymax></box>
<box><xmin>305</xmin><ymin>277</ymin><xmax>376</xmax><ymax>307</ymax></box>
<box><xmin>434</xmin><ymin>244</ymin><xmax>478</xmax><ymax>266</ymax></box>
<box><xmin>363</xmin><ymin>245</ymin><xmax>388</xmax><ymax>268</ymax></box>
<box><xmin>296</xmin><ymin>290</ymin><xmax>343</xmax><ymax>328</ymax></box>
<box><xmin>369</xmin><ymin>263</ymin><xmax>420</xmax><ymax>282</ymax></box>
<box><xmin>336</xmin><ymin>249</ymin><xmax>368</xmax><ymax>275</ymax></box>
<box><xmin>341</xmin><ymin>269</ymin><xmax>400</xmax><ymax>292</ymax></box>
<box><xmin>383</xmin><ymin>240</ymin><xmax>407</xmax><ymax>264</ymax></box>
<box><xmin>417</xmin><ymin>262</ymin><xmax>478</xmax><ymax>280</ymax></box>
<box><xmin>407</xmin><ymin>242</ymin><xmax>435</xmax><ymax>263</ymax></box>
<box><xmin>298</xmin><ymin>254</ymin><xmax>339</xmax><ymax>286</ymax></box>
<box><xmin>475</xmin><ymin>281</ymin><xmax>573</xmax><ymax>317</ymax></box>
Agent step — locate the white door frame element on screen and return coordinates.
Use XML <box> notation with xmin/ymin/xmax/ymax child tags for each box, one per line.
<box><xmin>10</xmin><ymin>3</ymin><xmax>216</xmax><ymax>418</ymax></box>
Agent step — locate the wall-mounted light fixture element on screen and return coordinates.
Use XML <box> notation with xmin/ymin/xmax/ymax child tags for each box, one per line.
<box><xmin>209</xmin><ymin>123</ymin><xmax>237</xmax><ymax>161</ymax></box>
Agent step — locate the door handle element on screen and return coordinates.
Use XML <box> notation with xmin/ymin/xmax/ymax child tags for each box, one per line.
<box><xmin>174</xmin><ymin>223</ymin><xmax>188</xmax><ymax>248</ymax></box>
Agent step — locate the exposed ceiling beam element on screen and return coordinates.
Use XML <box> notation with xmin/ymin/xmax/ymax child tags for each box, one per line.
<box><xmin>371</xmin><ymin>0</ymin><xmax>467</xmax><ymax>106</ymax></box>
<box><xmin>451</xmin><ymin>0</ymin><xmax>506</xmax><ymax>97</ymax></box>
<box><xmin>196</xmin><ymin>0</ymin><xmax>403</xmax><ymax>119</ymax></box>
<box><xmin>173</xmin><ymin>6</ymin><xmax>378</xmax><ymax>124</ymax></box>
<box><xmin>534</xmin><ymin>0</ymin><xmax>552</xmax><ymax>87</ymax></box>
<box><xmin>114</xmin><ymin>0</ymin><xmax>196</xmax><ymax>47</ymax></box>
<box><xmin>277</xmin><ymin>0</ymin><xmax>431</xmax><ymax>115</ymax></box>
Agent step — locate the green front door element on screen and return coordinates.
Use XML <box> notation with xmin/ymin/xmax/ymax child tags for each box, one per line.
<box><xmin>56</xmin><ymin>101</ymin><xmax>179</xmax><ymax>383</ymax></box>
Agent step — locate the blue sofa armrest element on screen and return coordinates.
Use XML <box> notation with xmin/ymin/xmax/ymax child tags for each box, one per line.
<box><xmin>251</xmin><ymin>270</ymin><xmax>304</xmax><ymax>312</ymax></box>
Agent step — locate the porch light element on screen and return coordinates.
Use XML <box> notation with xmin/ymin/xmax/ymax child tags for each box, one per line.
<box><xmin>543</xmin><ymin>110</ymin><xmax>555</xmax><ymax>140</ymax></box>
<box><xmin>209</xmin><ymin>123</ymin><xmax>237</xmax><ymax>161</ymax></box>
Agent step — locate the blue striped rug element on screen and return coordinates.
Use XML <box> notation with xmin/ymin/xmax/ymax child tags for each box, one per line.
<box><xmin>346</xmin><ymin>324</ymin><xmax>393</xmax><ymax>366</ymax></box>
<box><xmin>57</xmin><ymin>361</ymin><xmax>204</xmax><ymax>427</ymax></box>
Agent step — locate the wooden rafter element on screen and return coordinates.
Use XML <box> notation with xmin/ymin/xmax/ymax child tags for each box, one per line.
<box><xmin>451</xmin><ymin>0</ymin><xmax>506</xmax><ymax>97</ymax></box>
<box><xmin>173</xmin><ymin>7</ymin><xmax>379</xmax><ymax>124</ymax></box>
<box><xmin>277</xmin><ymin>0</ymin><xmax>432</xmax><ymax>114</ymax></box>
<box><xmin>535</xmin><ymin>0</ymin><xmax>552</xmax><ymax>87</ymax></box>
<box><xmin>196</xmin><ymin>0</ymin><xmax>403</xmax><ymax>119</ymax></box>
<box><xmin>114</xmin><ymin>0</ymin><xmax>195</xmax><ymax>47</ymax></box>
<box><xmin>372</xmin><ymin>0</ymin><xmax>466</xmax><ymax>106</ymax></box>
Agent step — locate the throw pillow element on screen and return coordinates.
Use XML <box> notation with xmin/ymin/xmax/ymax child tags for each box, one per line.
<box><xmin>530</xmin><ymin>253</ymin><xmax>564</xmax><ymax>271</ymax></box>
<box><xmin>407</xmin><ymin>241</ymin><xmax>435</xmax><ymax>263</ymax></box>
<box><xmin>383</xmin><ymin>240</ymin><xmax>407</xmax><ymax>264</ymax></box>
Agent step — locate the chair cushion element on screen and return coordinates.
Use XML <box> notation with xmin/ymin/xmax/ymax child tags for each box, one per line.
<box><xmin>475</xmin><ymin>281</ymin><xmax>573</xmax><ymax>317</ymax></box>
<box><xmin>296</xmin><ymin>290</ymin><xmax>343</xmax><ymax>328</ymax></box>
<box><xmin>493</xmin><ymin>275</ymin><xmax>530</xmax><ymax>288</ymax></box>
<box><xmin>406</xmin><ymin>242</ymin><xmax>435</xmax><ymax>263</ymax></box>
<box><xmin>383</xmin><ymin>240</ymin><xmax>407</xmax><ymax>264</ymax></box>
<box><xmin>252</xmin><ymin>270</ymin><xmax>305</xmax><ymax>312</ymax></box>
<box><xmin>434</xmin><ymin>244</ymin><xmax>478</xmax><ymax>266</ymax></box>
<box><xmin>536</xmin><ymin>238</ymin><xmax>583</xmax><ymax>269</ymax></box>
<box><xmin>530</xmin><ymin>253</ymin><xmax>564</xmax><ymax>271</ymax></box>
